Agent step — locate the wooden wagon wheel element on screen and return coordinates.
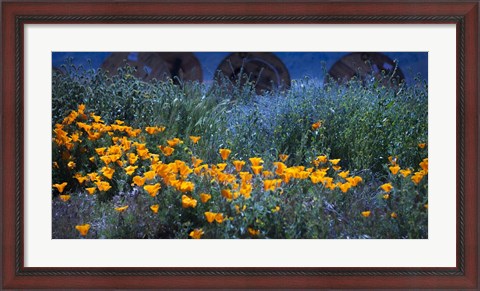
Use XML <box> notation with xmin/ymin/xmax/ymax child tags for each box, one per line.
<box><xmin>327</xmin><ymin>52</ymin><xmax>405</xmax><ymax>86</ymax></box>
<box><xmin>101</xmin><ymin>52</ymin><xmax>203</xmax><ymax>83</ymax></box>
<box><xmin>214</xmin><ymin>52</ymin><xmax>291</xmax><ymax>95</ymax></box>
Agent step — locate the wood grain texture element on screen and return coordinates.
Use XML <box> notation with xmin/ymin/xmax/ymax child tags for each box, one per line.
<box><xmin>1</xmin><ymin>1</ymin><xmax>478</xmax><ymax>289</ymax></box>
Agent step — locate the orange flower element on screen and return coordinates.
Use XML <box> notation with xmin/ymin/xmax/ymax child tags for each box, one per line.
<box><xmin>390</xmin><ymin>212</ymin><xmax>398</xmax><ymax>218</ymax></box>
<box><xmin>388</xmin><ymin>156</ymin><xmax>398</xmax><ymax>166</ymax></box>
<box><xmin>159</xmin><ymin>145</ymin><xmax>174</xmax><ymax>156</ymax></box>
<box><xmin>75</xmin><ymin>224</ymin><xmax>91</xmax><ymax>236</ymax></box>
<box><xmin>95</xmin><ymin>181</ymin><xmax>112</xmax><ymax>192</ymax></box>
<box><xmin>115</xmin><ymin>205</ymin><xmax>129</xmax><ymax>212</ymax></box>
<box><xmin>86</xmin><ymin>187</ymin><xmax>96</xmax><ymax>195</ymax></box>
<box><xmin>361</xmin><ymin>211</ymin><xmax>371</xmax><ymax>218</ymax></box>
<box><xmin>52</xmin><ymin>182</ymin><xmax>68</xmax><ymax>193</ymax></box>
<box><xmin>124</xmin><ymin>165</ymin><xmax>138</xmax><ymax>176</ymax></box>
<box><xmin>200</xmin><ymin>193</ymin><xmax>212</xmax><ymax>203</ymax></box>
<box><xmin>278</xmin><ymin>154</ymin><xmax>289</xmax><ymax>162</ymax></box>
<box><xmin>150</xmin><ymin>204</ymin><xmax>160</xmax><ymax>214</ymax></box>
<box><xmin>189</xmin><ymin>228</ymin><xmax>204</xmax><ymax>239</ymax></box>
<box><xmin>144</xmin><ymin>170</ymin><xmax>156</xmax><ymax>180</ymax></box>
<box><xmin>411</xmin><ymin>173</ymin><xmax>424</xmax><ymax>185</ymax></box>
<box><xmin>389</xmin><ymin>165</ymin><xmax>400</xmax><ymax>175</ymax></box>
<box><xmin>219</xmin><ymin>148</ymin><xmax>231</xmax><ymax>160</ymax></box>
<box><xmin>221</xmin><ymin>189</ymin><xmax>233</xmax><ymax>200</ymax></box>
<box><xmin>383</xmin><ymin>194</ymin><xmax>390</xmax><ymax>200</ymax></box>
<box><xmin>167</xmin><ymin>138</ymin><xmax>182</xmax><ymax>147</ymax></box>
<box><xmin>59</xmin><ymin>194</ymin><xmax>71</xmax><ymax>202</ymax></box>
<box><xmin>179</xmin><ymin>181</ymin><xmax>195</xmax><ymax>193</ymax></box>
<box><xmin>249</xmin><ymin>157</ymin><xmax>264</xmax><ymax>166</ymax></box>
<box><xmin>419</xmin><ymin>158</ymin><xmax>428</xmax><ymax>173</ymax></box>
<box><xmin>181</xmin><ymin>195</ymin><xmax>197</xmax><ymax>208</ymax></box>
<box><xmin>233</xmin><ymin>160</ymin><xmax>246</xmax><ymax>172</ymax></box>
<box><xmin>418</xmin><ymin>143</ymin><xmax>426</xmax><ymax>149</ymax></box>
<box><xmin>101</xmin><ymin>166</ymin><xmax>115</xmax><ymax>179</ymax></box>
<box><xmin>251</xmin><ymin>165</ymin><xmax>263</xmax><ymax>175</ymax></box>
<box><xmin>329</xmin><ymin>159</ymin><xmax>340</xmax><ymax>165</ymax></box>
<box><xmin>204</xmin><ymin>211</ymin><xmax>216</xmax><ymax>223</ymax></box>
<box><xmin>248</xmin><ymin>227</ymin><xmax>260</xmax><ymax>236</ymax></box>
<box><xmin>67</xmin><ymin>161</ymin><xmax>76</xmax><ymax>169</ymax></box>
<box><xmin>338</xmin><ymin>182</ymin><xmax>352</xmax><ymax>193</ymax></box>
<box><xmin>338</xmin><ymin>170</ymin><xmax>349</xmax><ymax>179</ymax></box>
<box><xmin>399</xmin><ymin>169</ymin><xmax>412</xmax><ymax>177</ymax></box>
<box><xmin>311</xmin><ymin>120</ymin><xmax>322</xmax><ymax>130</ymax></box>
<box><xmin>144</xmin><ymin>183</ymin><xmax>161</xmax><ymax>197</ymax></box>
<box><xmin>189</xmin><ymin>136</ymin><xmax>201</xmax><ymax>144</ymax></box>
<box><xmin>380</xmin><ymin>183</ymin><xmax>393</xmax><ymax>193</ymax></box>
<box><xmin>132</xmin><ymin>175</ymin><xmax>147</xmax><ymax>187</ymax></box>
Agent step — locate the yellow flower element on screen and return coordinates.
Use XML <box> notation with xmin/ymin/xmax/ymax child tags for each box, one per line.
<box><xmin>361</xmin><ymin>211</ymin><xmax>371</xmax><ymax>218</ymax></box>
<box><xmin>75</xmin><ymin>224</ymin><xmax>91</xmax><ymax>236</ymax></box>
<box><xmin>159</xmin><ymin>145</ymin><xmax>174</xmax><ymax>156</ymax></box>
<box><xmin>400</xmin><ymin>169</ymin><xmax>412</xmax><ymax>177</ymax></box>
<box><xmin>389</xmin><ymin>165</ymin><xmax>400</xmax><ymax>175</ymax></box>
<box><xmin>115</xmin><ymin>205</ymin><xmax>129</xmax><ymax>212</ymax></box>
<box><xmin>380</xmin><ymin>183</ymin><xmax>393</xmax><ymax>193</ymax></box>
<box><xmin>219</xmin><ymin>148</ymin><xmax>232</xmax><ymax>161</ymax></box>
<box><xmin>311</xmin><ymin>120</ymin><xmax>322</xmax><ymax>130</ymax></box>
<box><xmin>249</xmin><ymin>157</ymin><xmax>264</xmax><ymax>166</ymax></box>
<box><xmin>263</xmin><ymin>179</ymin><xmax>282</xmax><ymax>192</ymax></box>
<box><xmin>338</xmin><ymin>170</ymin><xmax>349</xmax><ymax>179</ymax></box>
<box><xmin>419</xmin><ymin>158</ymin><xmax>428</xmax><ymax>173</ymax></box>
<box><xmin>181</xmin><ymin>195</ymin><xmax>197</xmax><ymax>208</ymax></box>
<box><xmin>132</xmin><ymin>175</ymin><xmax>147</xmax><ymax>187</ymax></box>
<box><xmin>87</xmin><ymin>172</ymin><xmax>100</xmax><ymax>182</ymax></box>
<box><xmin>214</xmin><ymin>213</ymin><xmax>224</xmax><ymax>223</ymax></box>
<box><xmin>233</xmin><ymin>160</ymin><xmax>246</xmax><ymax>172</ymax></box>
<box><xmin>388</xmin><ymin>156</ymin><xmax>398</xmax><ymax>166</ymax></box>
<box><xmin>145</xmin><ymin>127</ymin><xmax>158</xmax><ymax>135</ymax></box>
<box><xmin>248</xmin><ymin>227</ymin><xmax>260</xmax><ymax>236</ymax></box>
<box><xmin>128</xmin><ymin>153</ymin><xmax>138</xmax><ymax>165</ymax></box>
<box><xmin>189</xmin><ymin>136</ymin><xmax>201</xmax><ymax>144</ymax></box>
<box><xmin>221</xmin><ymin>189</ymin><xmax>233</xmax><ymax>200</ymax></box>
<box><xmin>144</xmin><ymin>170</ymin><xmax>156</xmax><ymax>180</ymax></box>
<box><xmin>200</xmin><ymin>193</ymin><xmax>212</xmax><ymax>203</ymax></box>
<box><xmin>332</xmin><ymin>165</ymin><xmax>341</xmax><ymax>171</ymax></box>
<box><xmin>167</xmin><ymin>138</ymin><xmax>183</xmax><ymax>147</ymax></box>
<box><xmin>418</xmin><ymin>143</ymin><xmax>426</xmax><ymax>149</ymax></box>
<box><xmin>329</xmin><ymin>159</ymin><xmax>340</xmax><ymax>165</ymax></box>
<box><xmin>95</xmin><ymin>147</ymin><xmax>107</xmax><ymax>156</ymax></box>
<box><xmin>124</xmin><ymin>165</ymin><xmax>138</xmax><ymax>176</ymax></box>
<box><xmin>53</xmin><ymin>182</ymin><xmax>68</xmax><ymax>193</ymax></box>
<box><xmin>179</xmin><ymin>181</ymin><xmax>195</xmax><ymax>193</ymax></box>
<box><xmin>144</xmin><ymin>183</ymin><xmax>161</xmax><ymax>197</ymax></box>
<box><xmin>339</xmin><ymin>182</ymin><xmax>352</xmax><ymax>193</ymax></box>
<box><xmin>383</xmin><ymin>194</ymin><xmax>390</xmax><ymax>200</ymax></box>
<box><xmin>189</xmin><ymin>228</ymin><xmax>204</xmax><ymax>239</ymax></box>
<box><xmin>74</xmin><ymin>173</ymin><xmax>88</xmax><ymax>184</ymax></box>
<box><xmin>96</xmin><ymin>181</ymin><xmax>112</xmax><ymax>192</ymax></box>
<box><xmin>411</xmin><ymin>173</ymin><xmax>424</xmax><ymax>185</ymax></box>
<box><xmin>59</xmin><ymin>194</ymin><xmax>71</xmax><ymax>202</ymax></box>
<box><xmin>262</xmin><ymin>171</ymin><xmax>274</xmax><ymax>178</ymax></box>
<box><xmin>278</xmin><ymin>154</ymin><xmax>289</xmax><ymax>162</ymax></box>
<box><xmin>271</xmin><ymin>206</ymin><xmax>281</xmax><ymax>213</ymax></box>
<box><xmin>101</xmin><ymin>166</ymin><xmax>115</xmax><ymax>179</ymax></box>
<box><xmin>347</xmin><ymin>176</ymin><xmax>363</xmax><ymax>187</ymax></box>
<box><xmin>204</xmin><ymin>211</ymin><xmax>216</xmax><ymax>223</ymax></box>
<box><xmin>251</xmin><ymin>165</ymin><xmax>263</xmax><ymax>175</ymax></box>
<box><xmin>67</xmin><ymin>161</ymin><xmax>76</xmax><ymax>169</ymax></box>
<box><xmin>150</xmin><ymin>204</ymin><xmax>160</xmax><ymax>214</ymax></box>
<box><xmin>86</xmin><ymin>187</ymin><xmax>96</xmax><ymax>195</ymax></box>
<box><xmin>391</xmin><ymin>212</ymin><xmax>398</xmax><ymax>218</ymax></box>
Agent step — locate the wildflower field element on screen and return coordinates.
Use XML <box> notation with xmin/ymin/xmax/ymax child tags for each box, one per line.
<box><xmin>52</xmin><ymin>63</ymin><xmax>428</xmax><ymax>239</ymax></box>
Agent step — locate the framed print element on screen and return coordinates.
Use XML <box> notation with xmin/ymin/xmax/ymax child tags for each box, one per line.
<box><xmin>2</xmin><ymin>0</ymin><xmax>479</xmax><ymax>289</ymax></box>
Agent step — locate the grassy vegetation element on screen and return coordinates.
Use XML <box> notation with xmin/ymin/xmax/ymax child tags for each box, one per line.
<box><xmin>52</xmin><ymin>62</ymin><xmax>428</xmax><ymax>239</ymax></box>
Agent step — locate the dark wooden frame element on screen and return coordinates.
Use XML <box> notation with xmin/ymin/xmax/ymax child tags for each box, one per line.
<box><xmin>1</xmin><ymin>0</ymin><xmax>479</xmax><ymax>289</ymax></box>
